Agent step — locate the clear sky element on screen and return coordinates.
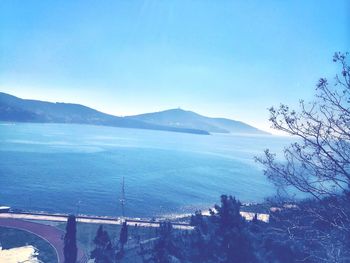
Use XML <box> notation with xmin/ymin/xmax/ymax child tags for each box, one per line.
<box><xmin>0</xmin><ymin>0</ymin><xmax>349</xmax><ymax>132</ymax></box>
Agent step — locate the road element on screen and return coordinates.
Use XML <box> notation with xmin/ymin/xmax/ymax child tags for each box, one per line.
<box><xmin>0</xmin><ymin>212</ymin><xmax>194</xmax><ymax>230</ymax></box>
<box><xmin>0</xmin><ymin>218</ymin><xmax>85</xmax><ymax>263</ymax></box>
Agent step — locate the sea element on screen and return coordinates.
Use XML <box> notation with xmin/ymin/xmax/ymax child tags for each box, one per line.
<box><xmin>0</xmin><ymin>122</ymin><xmax>291</xmax><ymax>218</ymax></box>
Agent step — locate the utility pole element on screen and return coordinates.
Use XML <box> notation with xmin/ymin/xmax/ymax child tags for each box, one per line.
<box><xmin>120</xmin><ymin>176</ymin><xmax>126</xmax><ymax>220</ymax></box>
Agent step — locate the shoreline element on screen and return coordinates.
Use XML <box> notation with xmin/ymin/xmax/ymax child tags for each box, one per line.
<box><xmin>1</xmin><ymin>203</ymin><xmax>270</xmax><ymax>227</ymax></box>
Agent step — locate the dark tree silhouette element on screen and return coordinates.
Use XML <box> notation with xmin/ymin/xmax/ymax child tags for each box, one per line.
<box><xmin>119</xmin><ymin>221</ymin><xmax>128</xmax><ymax>250</ymax></box>
<box><xmin>210</xmin><ymin>195</ymin><xmax>255</xmax><ymax>263</ymax></box>
<box><xmin>151</xmin><ymin>221</ymin><xmax>181</xmax><ymax>263</ymax></box>
<box><xmin>64</xmin><ymin>215</ymin><xmax>77</xmax><ymax>263</ymax></box>
<box><xmin>116</xmin><ymin>221</ymin><xmax>128</xmax><ymax>259</ymax></box>
<box><xmin>90</xmin><ymin>225</ymin><xmax>115</xmax><ymax>263</ymax></box>
<box><xmin>186</xmin><ymin>196</ymin><xmax>256</xmax><ymax>263</ymax></box>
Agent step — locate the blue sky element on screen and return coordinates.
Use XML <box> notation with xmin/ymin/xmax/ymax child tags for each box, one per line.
<box><xmin>0</xmin><ymin>0</ymin><xmax>349</xmax><ymax>132</ymax></box>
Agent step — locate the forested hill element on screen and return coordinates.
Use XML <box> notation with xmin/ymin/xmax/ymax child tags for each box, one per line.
<box><xmin>0</xmin><ymin>92</ymin><xmax>267</xmax><ymax>135</ymax></box>
<box><xmin>0</xmin><ymin>92</ymin><xmax>209</xmax><ymax>135</ymax></box>
<box><xmin>129</xmin><ymin>108</ymin><xmax>269</xmax><ymax>135</ymax></box>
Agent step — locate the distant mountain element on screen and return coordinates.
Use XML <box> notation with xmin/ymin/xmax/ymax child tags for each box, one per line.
<box><xmin>129</xmin><ymin>109</ymin><xmax>268</xmax><ymax>135</ymax></box>
<box><xmin>0</xmin><ymin>92</ymin><xmax>268</xmax><ymax>135</ymax></box>
<box><xmin>0</xmin><ymin>92</ymin><xmax>209</xmax><ymax>135</ymax></box>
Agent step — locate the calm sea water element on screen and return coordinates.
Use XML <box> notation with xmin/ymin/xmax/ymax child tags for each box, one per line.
<box><xmin>0</xmin><ymin>123</ymin><xmax>290</xmax><ymax>218</ymax></box>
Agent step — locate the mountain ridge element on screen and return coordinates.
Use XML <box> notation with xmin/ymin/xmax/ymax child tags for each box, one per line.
<box><xmin>0</xmin><ymin>92</ymin><xmax>268</xmax><ymax>135</ymax></box>
<box><xmin>128</xmin><ymin>108</ymin><xmax>269</xmax><ymax>135</ymax></box>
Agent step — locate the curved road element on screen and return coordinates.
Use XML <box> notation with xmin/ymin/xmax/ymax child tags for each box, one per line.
<box><xmin>0</xmin><ymin>218</ymin><xmax>85</xmax><ymax>263</ymax></box>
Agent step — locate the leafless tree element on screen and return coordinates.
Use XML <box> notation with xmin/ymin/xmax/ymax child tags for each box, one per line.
<box><xmin>256</xmin><ymin>52</ymin><xmax>350</xmax><ymax>262</ymax></box>
<box><xmin>257</xmin><ymin>52</ymin><xmax>350</xmax><ymax>199</ymax></box>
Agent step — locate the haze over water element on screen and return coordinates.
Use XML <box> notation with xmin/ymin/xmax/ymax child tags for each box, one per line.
<box><xmin>0</xmin><ymin>122</ymin><xmax>290</xmax><ymax>218</ymax></box>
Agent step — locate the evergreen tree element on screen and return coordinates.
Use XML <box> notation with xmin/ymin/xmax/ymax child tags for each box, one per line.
<box><xmin>64</xmin><ymin>215</ymin><xmax>78</xmax><ymax>263</ymax></box>
<box><xmin>211</xmin><ymin>195</ymin><xmax>255</xmax><ymax>263</ymax></box>
<box><xmin>119</xmin><ymin>221</ymin><xmax>128</xmax><ymax>251</ymax></box>
<box><xmin>144</xmin><ymin>196</ymin><xmax>256</xmax><ymax>262</ymax></box>
<box><xmin>116</xmin><ymin>221</ymin><xmax>128</xmax><ymax>259</ymax></box>
<box><xmin>188</xmin><ymin>211</ymin><xmax>211</xmax><ymax>262</ymax></box>
<box><xmin>91</xmin><ymin>225</ymin><xmax>115</xmax><ymax>263</ymax></box>
<box><xmin>189</xmin><ymin>195</ymin><xmax>255</xmax><ymax>263</ymax></box>
<box><xmin>151</xmin><ymin>221</ymin><xmax>180</xmax><ymax>263</ymax></box>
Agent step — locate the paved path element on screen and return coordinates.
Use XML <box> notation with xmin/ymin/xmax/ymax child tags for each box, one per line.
<box><xmin>0</xmin><ymin>218</ymin><xmax>85</xmax><ymax>263</ymax></box>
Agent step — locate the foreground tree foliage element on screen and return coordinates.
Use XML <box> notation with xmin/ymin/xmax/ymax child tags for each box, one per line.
<box><xmin>257</xmin><ymin>52</ymin><xmax>350</xmax><ymax>200</ymax></box>
<box><xmin>138</xmin><ymin>221</ymin><xmax>181</xmax><ymax>263</ymax></box>
<box><xmin>255</xmin><ymin>52</ymin><xmax>350</xmax><ymax>262</ymax></box>
<box><xmin>141</xmin><ymin>195</ymin><xmax>256</xmax><ymax>263</ymax></box>
<box><xmin>263</xmin><ymin>197</ymin><xmax>350</xmax><ymax>262</ymax></box>
<box><xmin>191</xmin><ymin>195</ymin><xmax>255</xmax><ymax>263</ymax></box>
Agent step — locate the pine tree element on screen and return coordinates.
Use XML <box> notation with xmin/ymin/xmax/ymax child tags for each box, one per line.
<box><xmin>64</xmin><ymin>215</ymin><xmax>77</xmax><ymax>263</ymax></box>
<box><xmin>116</xmin><ymin>221</ymin><xmax>128</xmax><ymax>259</ymax></box>
<box><xmin>91</xmin><ymin>225</ymin><xmax>115</xmax><ymax>263</ymax></box>
<box><xmin>212</xmin><ymin>195</ymin><xmax>255</xmax><ymax>262</ymax></box>
<box><xmin>152</xmin><ymin>221</ymin><xmax>178</xmax><ymax>263</ymax></box>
